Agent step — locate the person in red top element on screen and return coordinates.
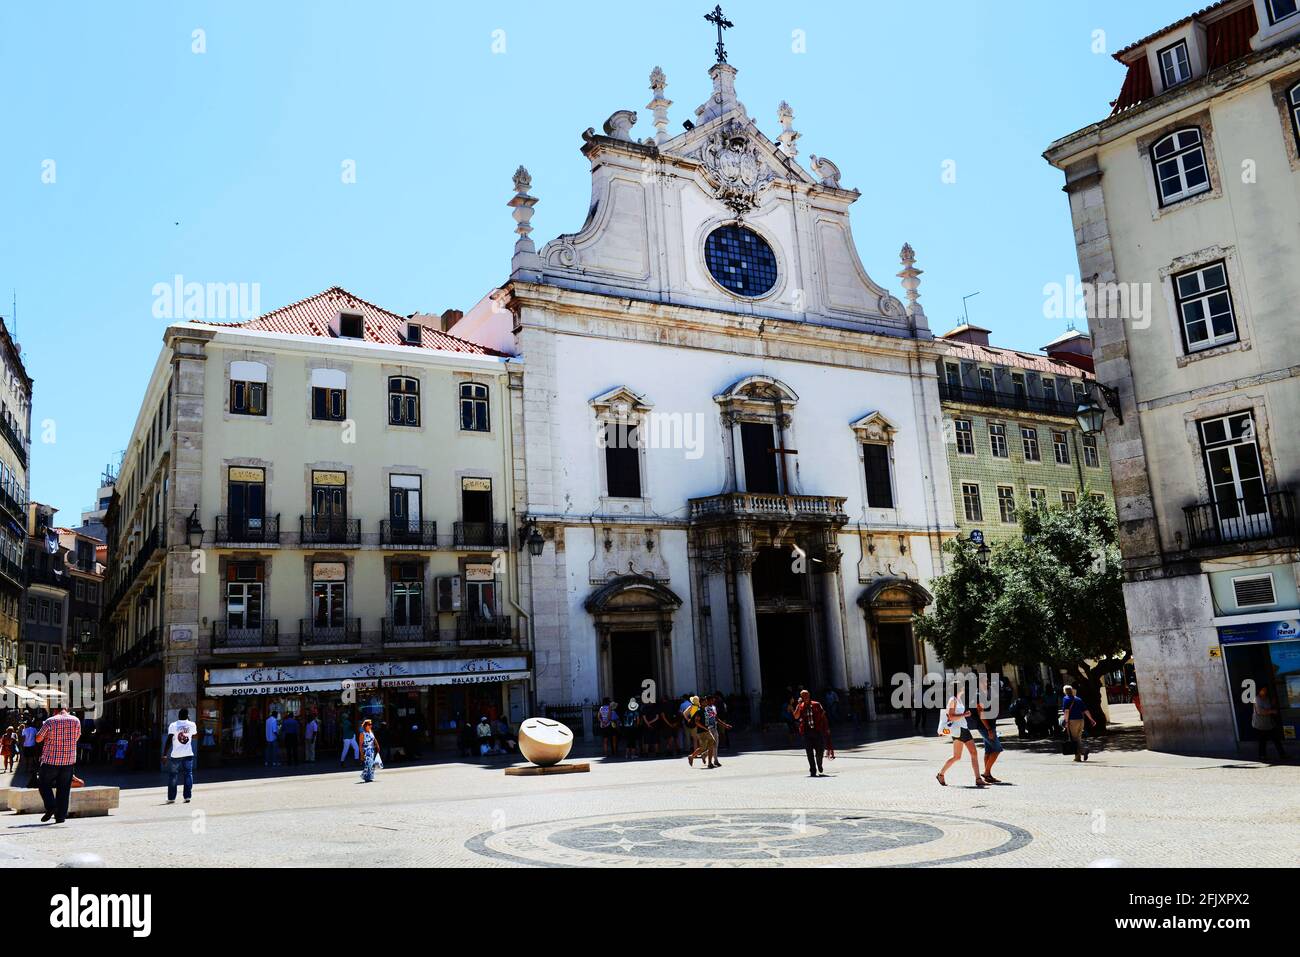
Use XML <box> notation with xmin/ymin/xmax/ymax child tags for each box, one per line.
<box><xmin>793</xmin><ymin>689</ymin><xmax>835</xmax><ymax>777</ymax></box>
<box><xmin>34</xmin><ymin>705</ymin><xmax>81</xmax><ymax>824</ymax></box>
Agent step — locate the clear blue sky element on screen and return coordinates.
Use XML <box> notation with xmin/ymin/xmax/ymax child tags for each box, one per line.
<box><xmin>1</xmin><ymin>0</ymin><xmax>1191</xmax><ymax>522</ymax></box>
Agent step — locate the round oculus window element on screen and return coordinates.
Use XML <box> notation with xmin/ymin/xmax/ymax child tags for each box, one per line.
<box><xmin>704</xmin><ymin>224</ymin><xmax>778</xmax><ymax>298</ymax></box>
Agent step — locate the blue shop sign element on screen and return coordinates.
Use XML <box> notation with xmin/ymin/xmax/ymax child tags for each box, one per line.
<box><xmin>1217</xmin><ymin>619</ymin><xmax>1300</xmax><ymax>645</ymax></box>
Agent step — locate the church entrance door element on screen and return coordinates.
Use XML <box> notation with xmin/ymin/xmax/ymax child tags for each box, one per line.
<box><xmin>610</xmin><ymin>630</ymin><xmax>657</xmax><ymax>708</ymax></box>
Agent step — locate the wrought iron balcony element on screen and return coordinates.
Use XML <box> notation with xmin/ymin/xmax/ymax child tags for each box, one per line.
<box><xmin>299</xmin><ymin>515</ymin><xmax>361</xmax><ymax>546</ymax></box>
<box><xmin>0</xmin><ymin>485</ymin><xmax>26</xmax><ymax>524</ymax></box>
<box><xmin>688</xmin><ymin>492</ymin><xmax>848</xmax><ymax>524</ymax></box>
<box><xmin>453</xmin><ymin>521</ymin><xmax>507</xmax><ymax>548</ymax></box>
<box><xmin>938</xmin><ymin>382</ymin><xmax>1081</xmax><ymax>418</ymax></box>
<box><xmin>1183</xmin><ymin>489</ymin><xmax>1298</xmax><ymax>550</ymax></box>
<box><xmin>215</xmin><ymin>514</ymin><xmax>280</xmax><ymax>545</ymax></box>
<box><xmin>212</xmin><ymin>619</ymin><xmax>279</xmax><ymax>649</ymax></box>
<box><xmin>106</xmin><ymin>627</ymin><xmax>160</xmax><ymax>675</ymax></box>
<box><xmin>0</xmin><ymin>415</ymin><xmax>27</xmax><ymax>467</ymax></box>
<box><xmin>380</xmin><ymin>519</ymin><xmax>438</xmax><ymax>548</ymax></box>
<box><xmin>299</xmin><ymin>617</ymin><xmax>361</xmax><ymax>647</ymax></box>
<box><xmin>456</xmin><ymin>613</ymin><xmax>513</xmax><ymax>643</ymax></box>
<box><xmin>381</xmin><ymin>617</ymin><xmax>439</xmax><ymax>644</ymax></box>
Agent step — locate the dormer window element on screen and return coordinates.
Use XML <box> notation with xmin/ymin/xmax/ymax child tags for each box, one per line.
<box><xmin>1267</xmin><ymin>0</ymin><xmax>1299</xmax><ymax>25</ymax></box>
<box><xmin>338</xmin><ymin>312</ymin><xmax>364</xmax><ymax>339</ymax></box>
<box><xmin>1151</xmin><ymin>128</ymin><xmax>1210</xmax><ymax>206</ymax></box>
<box><xmin>405</xmin><ymin>322</ymin><xmax>422</xmax><ymax>345</ymax></box>
<box><xmin>1157</xmin><ymin>40</ymin><xmax>1191</xmax><ymax>89</ymax></box>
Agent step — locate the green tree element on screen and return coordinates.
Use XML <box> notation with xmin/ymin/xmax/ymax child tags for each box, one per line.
<box><xmin>914</xmin><ymin>497</ymin><xmax>1131</xmax><ymax>732</ymax></box>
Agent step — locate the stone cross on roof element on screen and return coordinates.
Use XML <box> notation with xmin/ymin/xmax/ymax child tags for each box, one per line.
<box><xmin>704</xmin><ymin>5</ymin><xmax>733</xmax><ymax>64</ymax></box>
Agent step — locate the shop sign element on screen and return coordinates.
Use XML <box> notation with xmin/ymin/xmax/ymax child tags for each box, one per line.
<box><xmin>409</xmin><ymin>670</ymin><xmax>530</xmax><ymax>687</ymax></box>
<box><xmin>461</xmin><ymin>477</ymin><xmax>491</xmax><ymax>492</ymax></box>
<box><xmin>313</xmin><ymin>470</ymin><xmax>347</xmax><ymax>486</ymax></box>
<box><xmin>169</xmin><ymin>624</ymin><xmax>195</xmax><ymax>644</ymax></box>
<box><xmin>465</xmin><ymin>563</ymin><xmax>495</xmax><ymax>582</ymax></box>
<box><xmin>209</xmin><ymin>680</ymin><xmax>342</xmax><ymax>697</ymax></box>
<box><xmin>313</xmin><ymin>562</ymin><xmax>346</xmax><ymax>581</ymax></box>
<box><xmin>1217</xmin><ymin>619</ymin><xmax>1300</xmax><ymax>645</ymax></box>
<box><xmin>229</xmin><ymin>467</ymin><xmax>265</xmax><ymax>483</ymax></box>
<box><xmin>207</xmin><ymin>657</ymin><xmax>529</xmax><ymax>692</ymax></box>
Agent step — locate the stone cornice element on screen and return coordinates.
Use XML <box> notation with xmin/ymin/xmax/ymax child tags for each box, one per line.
<box><xmin>504</xmin><ymin>281</ymin><xmax>943</xmax><ymax>371</ymax></box>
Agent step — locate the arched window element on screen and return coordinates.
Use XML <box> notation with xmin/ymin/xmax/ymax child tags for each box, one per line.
<box><xmin>388</xmin><ymin>376</ymin><xmax>419</xmax><ymax>426</ymax></box>
<box><xmin>1151</xmin><ymin>128</ymin><xmax>1210</xmax><ymax>206</ymax></box>
<box><xmin>459</xmin><ymin>382</ymin><xmax>489</xmax><ymax>432</ymax></box>
<box><xmin>1288</xmin><ymin>81</ymin><xmax>1300</xmax><ymax>152</ymax></box>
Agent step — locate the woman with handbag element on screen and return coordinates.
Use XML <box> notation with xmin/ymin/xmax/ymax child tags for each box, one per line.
<box><xmin>936</xmin><ymin>685</ymin><xmax>985</xmax><ymax>788</ymax></box>
<box><xmin>359</xmin><ymin>719</ymin><xmax>382</xmax><ymax>782</ymax></box>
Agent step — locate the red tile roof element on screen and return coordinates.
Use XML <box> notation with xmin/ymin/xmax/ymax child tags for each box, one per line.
<box><xmin>190</xmin><ymin>287</ymin><xmax>508</xmax><ymax>357</ymax></box>
<box><xmin>1109</xmin><ymin>0</ymin><xmax>1260</xmax><ymax>115</ymax></box>
<box><xmin>941</xmin><ymin>339</ymin><xmax>1096</xmax><ymax>378</ymax></box>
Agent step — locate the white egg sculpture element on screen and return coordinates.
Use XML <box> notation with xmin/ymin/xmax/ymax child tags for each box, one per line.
<box><xmin>517</xmin><ymin>717</ymin><xmax>574</xmax><ymax>767</ymax></box>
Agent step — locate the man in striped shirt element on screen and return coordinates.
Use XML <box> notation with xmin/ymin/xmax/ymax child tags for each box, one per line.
<box><xmin>34</xmin><ymin>706</ymin><xmax>81</xmax><ymax>824</ymax></box>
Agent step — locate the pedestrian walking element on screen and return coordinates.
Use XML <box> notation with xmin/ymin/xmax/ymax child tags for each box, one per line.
<box><xmin>264</xmin><ymin>710</ymin><xmax>280</xmax><ymax>767</ymax></box>
<box><xmin>19</xmin><ymin>719</ymin><xmax>40</xmax><ymax>787</ymax></box>
<box><xmin>972</xmin><ymin>682</ymin><xmax>1005</xmax><ymax>784</ymax></box>
<box><xmin>703</xmin><ymin>695</ymin><xmax>731</xmax><ymax>768</ymax></box>
<box><xmin>163</xmin><ymin>708</ymin><xmax>198</xmax><ymax>804</ymax></box>
<box><xmin>1061</xmin><ymin>685</ymin><xmax>1097</xmax><ymax>762</ymax></box>
<box><xmin>339</xmin><ymin>712</ymin><xmax>359</xmax><ymax>765</ymax></box>
<box><xmin>1252</xmin><ymin>686</ymin><xmax>1287</xmax><ymax>762</ymax></box>
<box><xmin>359</xmin><ymin>719</ymin><xmax>381</xmax><ymax>782</ymax></box>
<box><xmin>936</xmin><ymin>685</ymin><xmax>985</xmax><ymax>788</ymax></box>
<box><xmin>304</xmin><ymin>713</ymin><xmax>319</xmax><ymax>763</ymax></box>
<box><xmin>1</xmin><ymin>725</ymin><xmax>15</xmax><ymax>772</ymax></box>
<box><xmin>281</xmin><ymin>713</ymin><xmax>300</xmax><ymax>765</ymax></box>
<box><xmin>34</xmin><ymin>706</ymin><xmax>81</xmax><ymax>823</ymax></box>
<box><xmin>685</xmin><ymin>695</ymin><xmax>711</xmax><ymax>767</ymax></box>
<box><xmin>793</xmin><ymin>689</ymin><xmax>835</xmax><ymax>777</ymax></box>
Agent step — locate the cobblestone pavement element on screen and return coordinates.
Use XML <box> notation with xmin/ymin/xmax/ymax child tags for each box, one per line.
<box><xmin>2</xmin><ymin>713</ymin><xmax>1296</xmax><ymax>868</ymax></box>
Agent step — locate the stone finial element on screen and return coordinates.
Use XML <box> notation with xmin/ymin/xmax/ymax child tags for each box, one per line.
<box><xmin>602</xmin><ymin>109</ymin><xmax>638</xmax><ymax>142</ymax></box>
<box><xmin>695</xmin><ymin>61</ymin><xmax>745</xmax><ymax>125</ymax></box>
<box><xmin>897</xmin><ymin>242</ymin><xmax>924</xmax><ymax>316</ymax></box>
<box><xmin>776</xmin><ymin>101</ymin><xmax>800</xmax><ymax>158</ymax></box>
<box><xmin>508</xmin><ymin>166</ymin><xmax>538</xmax><ymax>257</ymax></box>
<box><xmin>647</xmin><ymin>66</ymin><xmax>673</xmax><ymax>145</ymax></box>
<box><xmin>808</xmin><ymin>154</ymin><xmax>841</xmax><ymax>189</ymax></box>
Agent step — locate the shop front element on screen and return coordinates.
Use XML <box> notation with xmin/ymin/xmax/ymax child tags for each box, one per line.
<box><xmin>202</xmin><ymin>656</ymin><xmax>531</xmax><ymax>761</ymax></box>
<box><xmin>1217</xmin><ymin>617</ymin><xmax>1300</xmax><ymax>749</ymax></box>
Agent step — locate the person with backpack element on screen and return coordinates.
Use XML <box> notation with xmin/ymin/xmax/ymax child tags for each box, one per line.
<box><xmin>597</xmin><ymin>698</ymin><xmax>617</xmax><ymax>757</ymax></box>
<box><xmin>793</xmin><ymin>689</ymin><xmax>834</xmax><ymax>777</ymax></box>
<box><xmin>622</xmin><ymin>699</ymin><xmax>641</xmax><ymax>758</ymax></box>
<box><xmin>685</xmin><ymin>695</ymin><xmax>710</xmax><ymax>767</ymax></box>
<box><xmin>1061</xmin><ymin>685</ymin><xmax>1097</xmax><ymax>762</ymax></box>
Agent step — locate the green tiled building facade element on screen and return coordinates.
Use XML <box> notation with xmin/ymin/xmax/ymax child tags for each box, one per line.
<box><xmin>938</xmin><ymin>325</ymin><xmax>1113</xmax><ymax>544</ymax></box>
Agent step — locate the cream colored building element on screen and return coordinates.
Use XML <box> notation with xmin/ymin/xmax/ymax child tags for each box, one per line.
<box><xmin>0</xmin><ymin>317</ymin><xmax>31</xmax><ymax>683</ymax></box>
<box><xmin>101</xmin><ymin>288</ymin><xmax>524</xmax><ymax>755</ymax></box>
<box><xmin>1045</xmin><ymin>0</ymin><xmax>1300</xmax><ymax>754</ymax></box>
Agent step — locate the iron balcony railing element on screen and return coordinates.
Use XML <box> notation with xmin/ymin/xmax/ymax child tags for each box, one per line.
<box><xmin>0</xmin><ymin>553</ymin><xmax>24</xmax><ymax>589</ymax></box>
<box><xmin>0</xmin><ymin>485</ymin><xmax>26</xmax><ymax>524</ymax></box>
<box><xmin>25</xmin><ymin>564</ymin><xmax>70</xmax><ymax>590</ymax></box>
<box><xmin>212</xmin><ymin>619</ymin><xmax>280</xmax><ymax>649</ymax></box>
<box><xmin>379</xmin><ymin>520</ymin><xmax>438</xmax><ymax>548</ymax></box>
<box><xmin>0</xmin><ymin>415</ymin><xmax>26</xmax><ymax>467</ymax></box>
<box><xmin>299</xmin><ymin>617</ymin><xmax>361</xmax><ymax>647</ymax></box>
<box><xmin>456</xmin><ymin>613</ymin><xmax>513</xmax><ymax>643</ymax></box>
<box><xmin>215</xmin><ymin>514</ymin><xmax>280</xmax><ymax>545</ymax></box>
<box><xmin>299</xmin><ymin>515</ymin><xmax>361</xmax><ymax>546</ymax></box>
<box><xmin>689</xmin><ymin>492</ymin><xmax>848</xmax><ymax>522</ymax></box>
<box><xmin>453</xmin><ymin>521</ymin><xmax>508</xmax><ymax>548</ymax></box>
<box><xmin>1183</xmin><ymin>489</ymin><xmax>1298</xmax><ymax>549</ymax></box>
<box><xmin>381</xmin><ymin>616</ymin><xmax>439</xmax><ymax>644</ymax></box>
<box><xmin>938</xmin><ymin>382</ymin><xmax>1081</xmax><ymax>418</ymax></box>
<box><xmin>106</xmin><ymin>627</ymin><xmax>160</xmax><ymax>675</ymax></box>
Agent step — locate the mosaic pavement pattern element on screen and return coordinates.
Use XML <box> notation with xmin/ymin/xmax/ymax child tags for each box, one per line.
<box><xmin>467</xmin><ymin>807</ymin><xmax>1032</xmax><ymax>867</ymax></box>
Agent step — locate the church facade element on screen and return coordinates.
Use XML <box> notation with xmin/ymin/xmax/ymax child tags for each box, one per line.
<box><xmin>454</xmin><ymin>54</ymin><xmax>958</xmax><ymax>723</ymax></box>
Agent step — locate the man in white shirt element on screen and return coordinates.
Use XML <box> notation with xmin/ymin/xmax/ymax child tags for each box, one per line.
<box><xmin>304</xmin><ymin>713</ymin><xmax>319</xmax><ymax>763</ymax></box>
<box><xmin>163</xmin><ymin>707</ymin><xmax>198</xmax><ymax>804</ymax></box>
<box><xmin>264</xmin><ymin>710</ymin><xmax>280</xmax><ymax>767</ymax></box>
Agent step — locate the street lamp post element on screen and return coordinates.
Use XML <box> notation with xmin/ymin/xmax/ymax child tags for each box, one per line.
<box><xmin>1075</xmin><ymin>381</ymin><xmax>1123</xmax><ymax>435</ymax></box>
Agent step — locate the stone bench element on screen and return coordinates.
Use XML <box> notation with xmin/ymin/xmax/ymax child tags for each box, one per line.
<box><xmin>6</xmin><ymin>786</ymin><xmax>119</xmax><ymax>817</ymax></box>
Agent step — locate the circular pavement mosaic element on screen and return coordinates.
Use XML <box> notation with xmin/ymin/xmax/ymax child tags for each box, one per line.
<box><xmin>466</xmin><ymin>808</ymin><xmax>1031</xmax><ymax>867</ymax></box>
